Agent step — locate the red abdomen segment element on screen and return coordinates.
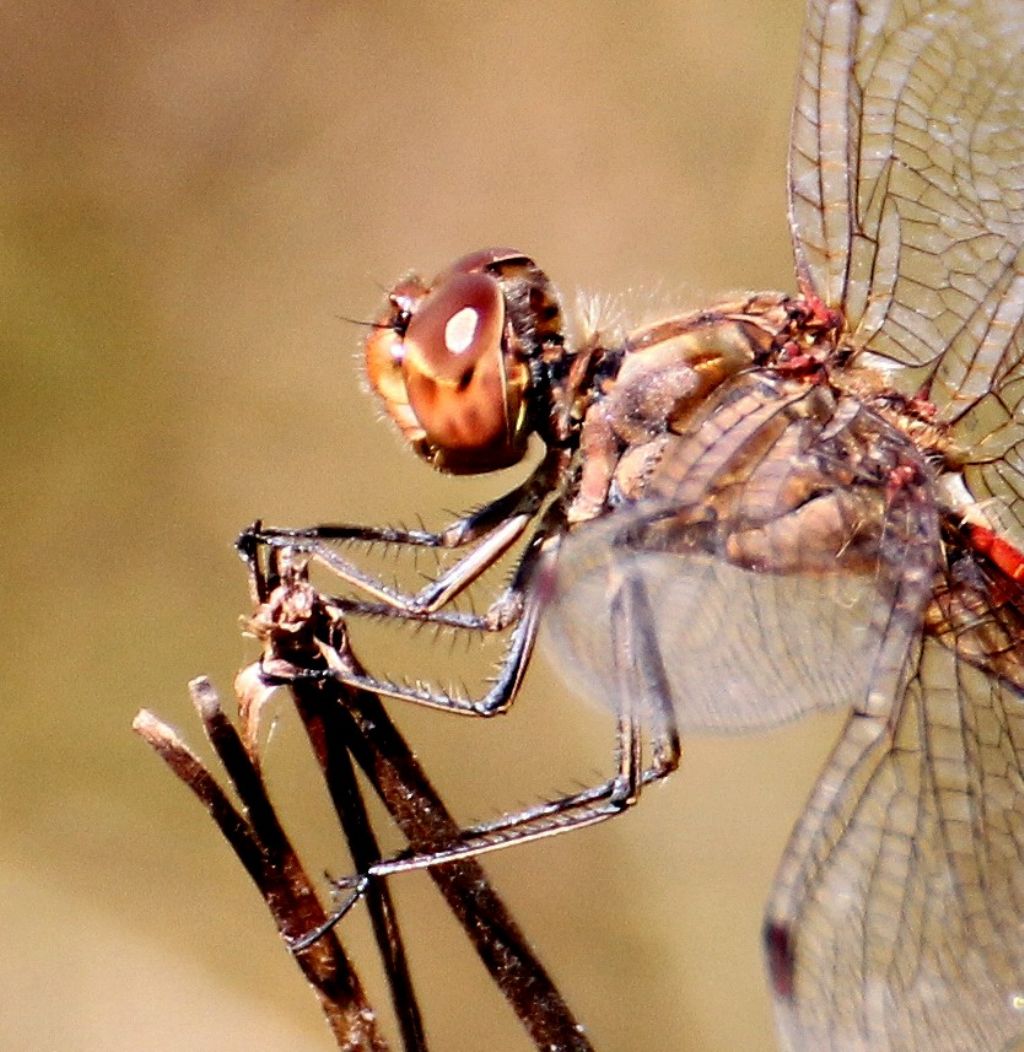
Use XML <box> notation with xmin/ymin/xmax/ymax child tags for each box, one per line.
<box><xmin>968</xmin><ymin>524</ymin><xmax>1024</xmax><ymax>582</ymax></box>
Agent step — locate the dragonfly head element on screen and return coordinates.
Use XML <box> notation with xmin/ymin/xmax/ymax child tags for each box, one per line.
<box><xmin>364</xmin><ymin>248</ymin><xmax>565</xmax><ymax>474</ymax></box>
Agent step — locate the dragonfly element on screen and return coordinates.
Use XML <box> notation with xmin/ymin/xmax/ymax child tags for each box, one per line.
<box><xmin>245</xmin><ymin>0</ymin><xmax>1024</xmax><ymax>1048</ymax></box>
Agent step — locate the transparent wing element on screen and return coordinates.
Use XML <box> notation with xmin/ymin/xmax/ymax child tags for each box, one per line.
<box><xmin>541</xmin><ymin>359</ymin><xmax>1024</xmax><ymax>1045</ymax></box>
<box><xmin>542</xmin><ymin>377</ymin><xmax>938</xmax><ymax>734</ymax></box>
<box><xmin>790</xmin><ymin>0</ymin><xmax>1024</xmax><ymax>427</ymax></box>
<box><xmin>545</xmin><ymin>496</ymin><xmax>1024</xmax><ymax>1049</ymax></box>
<box><xmin>542</xmin><ymin>534</ymin><xmax>904</xmax><ymax>733</ymax></box>
<box><xmin>765</xmin><ymin>633</ymin><xmax>1024</xmax><ymax>1051</ymax></box>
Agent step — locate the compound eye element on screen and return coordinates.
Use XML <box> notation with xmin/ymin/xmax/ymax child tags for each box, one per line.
<box><xmin>402</xmin><ymin>271</ymin><xmax>511</xmax><ymax>452</ymax></box>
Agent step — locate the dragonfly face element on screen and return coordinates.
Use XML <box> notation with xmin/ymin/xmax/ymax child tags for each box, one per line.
<box><xmin>363</xmin><ymin>248</ymin><xmax>565</xmax><ymax>475</ymax></box>
<box><xmin>248</xmin><ymin>0</ymin><xmax>1024</xmax><ymax>1047</ymax></box>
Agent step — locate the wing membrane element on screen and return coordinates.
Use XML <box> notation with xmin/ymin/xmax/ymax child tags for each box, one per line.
<box><xmin>542</xmin><ymin>376</ymin><xmax>940</xmax><ymax>735</ymax></box>
<box><xmin>543</xmin><ymin>535</ymin><xmax>901</xmax><ymax>733</ymax></box>
<box><xmin>790</xmin><ymin>0</ymin><xmax>1024</xmax><ymax>419</ymax></box>
<box><xmin>766</xmin><ymin>637</ymin><xmax>1024</xmax><ymax>1051</ymax></box>
<box><xmin>772</xmin><ymin>7</ymin><xmax>1024</xmax><ymax>1039</ymax></box>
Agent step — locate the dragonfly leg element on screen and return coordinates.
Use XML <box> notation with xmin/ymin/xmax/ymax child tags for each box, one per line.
<box><xmin>261</xmin><ymin>587</ymin><xmax>543</xmax><ymax>717</ymax></box>
<box><xmin>237</xmin><ymin>451</ymin><xmax>565</xmax><ymax>616</ymax></box>
<box><xmin>251</xmin><ymin>512</ymin><xmax>567</xmax><ymax>717</ymax></box>
<box><xmin>241</xmin><ymin>510</ymin><xmax>532</xmax><ymax>616</ymax></box>
<box><xmin>334</xmin><ymin>568</ymin><xmax>682</xmax><ymax>877</ymax></box>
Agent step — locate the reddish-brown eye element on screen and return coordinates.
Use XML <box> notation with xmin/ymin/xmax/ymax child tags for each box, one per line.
<box><xmin>363</xmin><ymin>249</ymin><xmax>557</xmax><ymax>474</ymax></box>
<box><xmin>401</xmin><ymin>271</ymin><xmax>511</xmax><ymax>454</ymax></box>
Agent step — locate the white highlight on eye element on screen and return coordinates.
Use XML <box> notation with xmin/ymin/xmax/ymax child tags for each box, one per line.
<box><xmin>444</xmin><ymin>306</ymin><xmax>479</xmax><ymax>355</ymax></box>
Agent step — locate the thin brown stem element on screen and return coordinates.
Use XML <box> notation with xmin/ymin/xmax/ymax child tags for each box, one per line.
<box><xmin>133</xmin><ymin>687</ymin><xmax>389</xmax><ymax>1052</ymax></box>
<box><xmin>322</xmin><ymin>675</ymin><xmax>596</xmax><ymax>1052</ymax></box>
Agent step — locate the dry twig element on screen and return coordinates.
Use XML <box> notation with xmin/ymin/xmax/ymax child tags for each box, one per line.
<box><xmin>134</xmin><ymin>543</ymin><xmax>592</xmax><ymax>1050</ymax></box>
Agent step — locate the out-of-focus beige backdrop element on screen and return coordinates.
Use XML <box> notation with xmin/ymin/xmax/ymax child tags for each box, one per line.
<box><xmin>1</xmin><ymin>2</ymin><xmax>847</xmax><ymax>1049</ymax></box>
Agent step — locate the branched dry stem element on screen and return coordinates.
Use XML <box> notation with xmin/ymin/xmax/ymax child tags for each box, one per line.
<box><xmin>134</xmin><ymin>543</ymin><xmax>592</xmax><ymax>1051</ymax></box>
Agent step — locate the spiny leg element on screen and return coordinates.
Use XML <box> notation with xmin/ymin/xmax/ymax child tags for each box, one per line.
<box><xmin>238</xmin><ymin>450</ymin><xmax>566</xmax><ymax>615</ymax></box>
<box><xmin>338</xmin><ymin>566</ymin><xmax>682</xmax><ymax>879</ymax></box>
<box><xmin>258</xmin><ymin>515</ymin><xmax>567</xmax><ymax>716</ymax></box>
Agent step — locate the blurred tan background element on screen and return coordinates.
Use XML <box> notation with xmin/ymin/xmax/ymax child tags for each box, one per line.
<box><xmin>0</xmin><ymin>2</ymin><xmax>849</xmax><ymax>1049</ymax></box>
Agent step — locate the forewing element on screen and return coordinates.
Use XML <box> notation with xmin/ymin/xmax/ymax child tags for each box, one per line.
<box><xmin>542</xmin><ymin>521</ymin><xmax>903</xmax><ymax>733</ymax></box>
